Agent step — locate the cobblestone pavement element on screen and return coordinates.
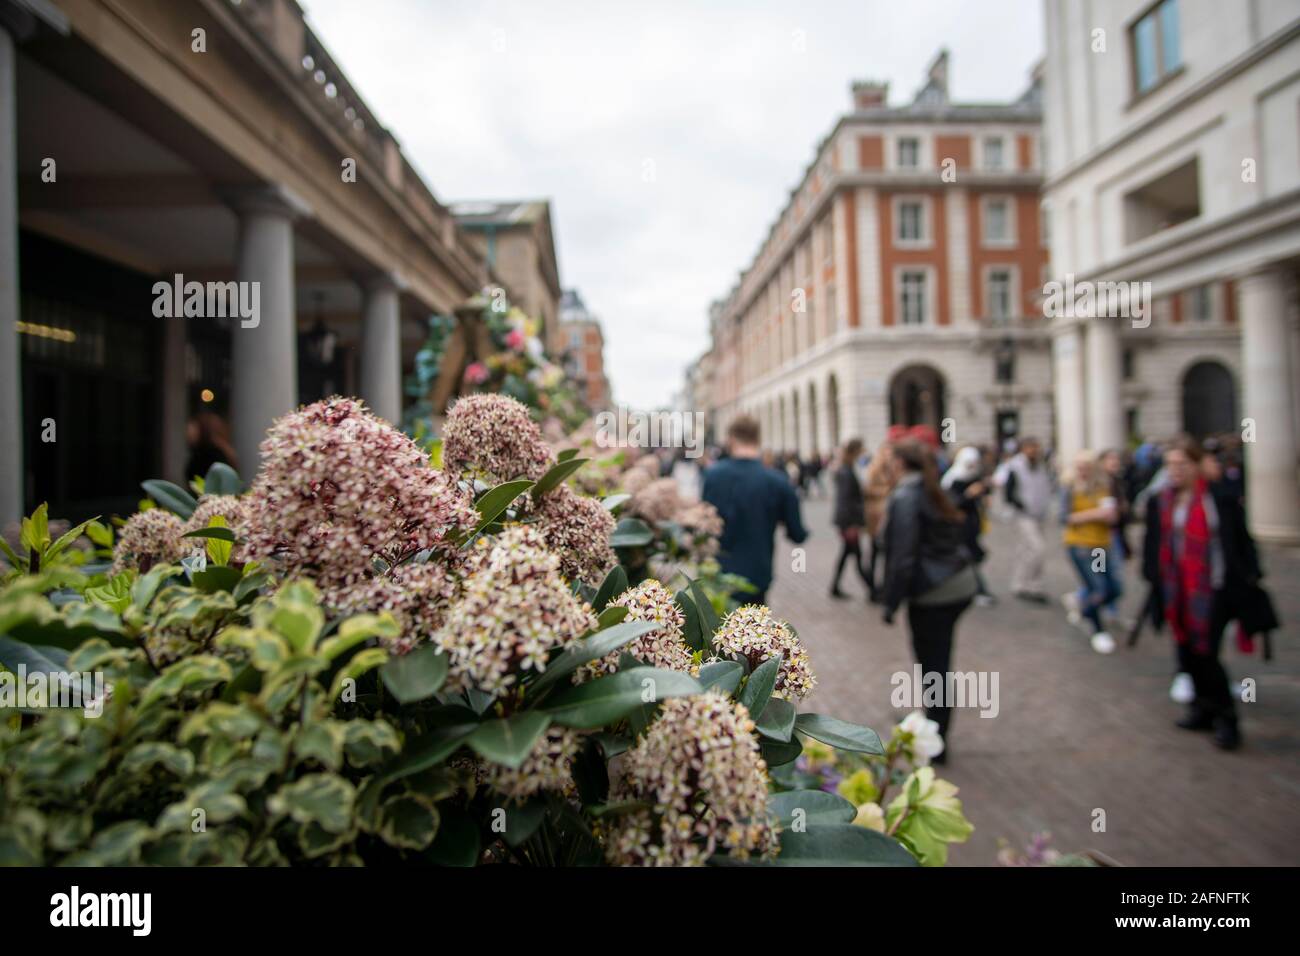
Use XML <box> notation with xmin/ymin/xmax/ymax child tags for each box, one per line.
<box><xmin>765</xmin><ymin>492</ymin><xmax>1300</xmax><ymax>866</ymax></box>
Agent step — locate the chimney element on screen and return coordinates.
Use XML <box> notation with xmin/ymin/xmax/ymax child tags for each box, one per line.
<box><xmin>851</xmin><ymin>80</ymin><xmax>889</xmax><ymax>111</ymax></box>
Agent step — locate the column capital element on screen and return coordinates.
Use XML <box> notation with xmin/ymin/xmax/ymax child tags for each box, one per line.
<box><xmin>224</xmin><ymin>183</ymin><xmax>312</xmax><ymax>221</ymax></box>
<box><xmin>1234</xmin><ymin>262</ymin><xmax>1296</xmax><ymax>295</ymax></box>
<box><xmin>362</xmin><ymin>271</ymin><xmax>408</xmax><ymax>296</ymax></box>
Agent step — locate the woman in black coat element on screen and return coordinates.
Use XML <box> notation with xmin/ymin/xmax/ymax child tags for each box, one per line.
<box><xmin>1142</xmin><ymin>436</ymin><xmax>1272</xmax><ymax>751</ymax></box>
<box><xmin>829</xmin><ymin>438</ymin><xmax>874</xmax><ymax>600</ymax></box>
<box><xmin>881</xmin><ymin>439</ymin><xmax>979</xmax><ymax>761</ymax></box>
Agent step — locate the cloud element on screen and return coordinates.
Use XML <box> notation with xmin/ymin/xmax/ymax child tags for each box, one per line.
<box><xmin>301</xmin><ymin>0</ymin><xmax>1043</xmax><ymax>408</ymax></box>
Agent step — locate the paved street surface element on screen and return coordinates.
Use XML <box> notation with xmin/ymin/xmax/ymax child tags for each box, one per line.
<box><xmin>767</xmin><ymin>492</ymin><xmax>1300</xmax><ymax>866</ymax></box>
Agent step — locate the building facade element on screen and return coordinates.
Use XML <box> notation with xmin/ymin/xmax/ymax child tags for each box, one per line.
<box><xmin>1042</xmin><ymin>0</ymin><xmax>1300</xmax><ymax>541</ymax></box>
<box><xmin>451</xmin><ymin>199</ymin><xmax>563</xmax><ymax>355</ymax></box>
<box><xmin>0</xmin><ymin>0</ymin><xmax>505</xmax><ymax>526</ymax></box>
<box><xmin>557</xmin><ymin>287</ymin><xmax>611</xmax><ymax>411</ymax></box>
<box><xmin>708</xmin><ymin>52</ymin><xmax>1051</xmax><ymax>460</ymax></box>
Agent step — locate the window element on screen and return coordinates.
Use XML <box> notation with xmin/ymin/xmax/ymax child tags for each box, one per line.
<box><xmin>983</xmin><ymin>197</ymin><xmax>1012</xmax><ymax>245</ymax></box>
<box><xmin>987</xmin><ymin>270</ymin><xmax>1013</xmax><ymax>321</ymax></box>
<box><xmin>1131</xmin><ymin>0</ymin><xmax>1181</xmax><ymax>96</ymax></box>
<box><xmin>1188</xmin><ymin>284</ymin><xmax>1213</xmax><ymax>321</ymax></box>
<box><xmin>897</xmin><ymin>137</ymin><xmax>920</xmax><ymax>168</ymax></box>
<box><xmin>995</xmin><ymin>347</ymin><xmax>1016</xmax><ymax>384</ymax></box>
<box><xmin>900</xmin><ymin>271</ymin><xmax>927</xmax><ymax>325</ymax></box>
<box><xmin>897</xmin><ymin>200</ymin><xmax>925</xmax><ymax>242</ymax></box>
<box><xmin>1122</xmin><ymin>348</ymin><xmax>1136</xmax><ymax>380</ymax></box>
<box><xmin>1123</xmin><ymin>157</ymin><xmax>1200</xmax><ymax>243</ymax></box>
<box><xmin>983</xmin><ymin>137</ymin><xmax>1005</xmax><ymax>170</ymax></box>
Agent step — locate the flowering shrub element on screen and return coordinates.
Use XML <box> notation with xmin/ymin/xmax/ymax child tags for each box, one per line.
<box><xmin>788</xmin><ymin>712</ymin><xmax>974</xmax><ymax>866</ymax></box>
<box><xmin>0</xmin><ymin>393</ymin><xmax>938</xmax><ymax>867</ymax></box>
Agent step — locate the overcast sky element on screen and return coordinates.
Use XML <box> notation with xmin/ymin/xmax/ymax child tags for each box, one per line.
<box><xmin>301</xmin><ymin>0</ymin><xmax>1044</xmax><ymax>410</ymax></box>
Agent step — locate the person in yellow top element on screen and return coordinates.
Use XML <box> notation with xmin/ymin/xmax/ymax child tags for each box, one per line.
<box><xmin>1060</xmin><ymin>450</ymin><xmax>1121</xmax><ymax>654</ymax></box>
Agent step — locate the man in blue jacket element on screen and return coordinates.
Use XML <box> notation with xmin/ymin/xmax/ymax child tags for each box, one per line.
<box><xmin>702</xmin><ymin>415</ymin><xmax>808</xmax><ymax>607</ymax></box>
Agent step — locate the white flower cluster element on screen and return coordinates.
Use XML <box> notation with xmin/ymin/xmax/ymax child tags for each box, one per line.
<box><xmin>604</xmin><ymin>692</ymin><xmax>777</xmax><ymax>866</ymax></box>
<box><xmin>577</xmin><ymin>579</ymin><xmax>695</xmax><ymax>682</ymax></box>
<box><xmin>711</xmin><ymin>604</ymin><xmax>816</xmax><ymax>701</ymax></box>
<box><xmin>433</xmin><ymin>526</ymin><xmax>598</xmax><ymax>697</ymax></box>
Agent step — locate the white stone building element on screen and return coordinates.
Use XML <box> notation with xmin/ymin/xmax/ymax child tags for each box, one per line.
<box><xmin>1042</xmin><ymin>0</ymin><xmax>1300</xmax><ymax>540</ymax></box>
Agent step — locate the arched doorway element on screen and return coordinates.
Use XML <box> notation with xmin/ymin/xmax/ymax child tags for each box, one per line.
<box><xmin>1182</xmin><ymin>361</ymin><xmax>1236</xmax><ymax>437</ymax></box>
<box><xmin>889</xmin><ymin>364</ymin><xmax>947</xmax><ymax>430</ymax></box>
<box><xmin>827</xmin><ymin>374</ymin><xmax>841</xmax><ymax>448</ymax></box>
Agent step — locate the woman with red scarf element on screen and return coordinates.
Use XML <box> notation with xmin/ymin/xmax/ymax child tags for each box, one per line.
<box><xmin>1142</xmin><ymin>436</ymin><xmax>1263</xmax><ymax>750</ymax></box>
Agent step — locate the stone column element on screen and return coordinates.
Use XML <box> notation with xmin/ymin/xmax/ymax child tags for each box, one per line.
<box><xmin>231</xmin><ymin>187</ymin><xmax>306</xmax><ymax>478</ymax></box>
<box><xmin>0</xmin><ymin>26</ymin><xmax>21</xmax><ymax>525</ymax></box>
<box><xmin>1051</xmin><ymin>321</ymin><xmax>1087</xmax><ymax>464</ymax></box>
<box><xmin>1085</xmin><ymin>317</ymin><xmax>1125</xmax><ymax>451</ymax></box>
<box><xmin>360</xmin><ymin>274</ymin><xmax>402</xmax><ymax>424</ymax></box>
<box><xmin>1238</xmin><ymin>268</ymin><xmax>1300</xmax><ymax>543</ymax></box>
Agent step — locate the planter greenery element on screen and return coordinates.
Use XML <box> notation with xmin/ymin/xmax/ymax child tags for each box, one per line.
<box><xmin>0</xmin><ymin>394</ymin><xmax>969</xmax><ymax>867</ymax></box>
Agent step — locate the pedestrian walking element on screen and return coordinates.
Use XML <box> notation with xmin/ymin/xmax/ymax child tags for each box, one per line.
<box><xmin>942</xmin><ymin>445</ymin><xmax>995</xmax><ymax>606</ymax></box>
<box><xmin>880</xmin><ymin>439</ymin><xmax>979</xmax><ymax>763</ymax></box>
<box><xmin>701</xmin><ymin>416</ymin><xmax>808</xmax><ymax>608</ymax></box>
<box><xmin>863</xmin><ymin>430</ymin><xmax>903</xmax><ymax>602</ymax></box>
<box><xmin>1003</xmin><ymin>436</ymin><xmax>1053</xmax><ymax>603</ymax></box>
<box><xmin>1059</xmin><ymin>450</ymin><xmax>1121</xmax><ymax>654</ymax></box>
<box><xmin>830</xmin><ymin>438</ymin><xmax>873</xmax><ymax>600</ymax></box>
<box><xmin>1142</xmin><ymin>435</ymin><xmax>1272</xmax><ymax>751</ymax></box>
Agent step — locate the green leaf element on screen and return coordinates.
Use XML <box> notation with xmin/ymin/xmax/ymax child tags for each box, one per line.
<box><xmin>795</xmin><ymin>713</ymin><xmax>885</xmax><ymax>755</ymax></box>
<box><xmin>755</xmin><ymin>696</ymin><xmax>797</xmax><ymax>742</ymax></box>
<box><xmin>557</xmin><ymin>448</ymin><xmax>579</xmax><ymax>462</ymax></box>
<box><xmin>527</xmin><ymin>619</ymin><xmax>660</xmax><ymax>695</ymax></box>
<box><xmin>532</xmin><ymin>457</ymin><xmax>589</xmax><ymax>497</ymax></box>
<box><xmin>20</xmin><ymin>503</ymin><xmax>50</xmax><ymax>554</ymax></box>
<box><xmin>180</xmin><ymin>526</ymin><xmax>237</xmax><ymax>543</ymax></box>
<box><xmin>602</xmin><ymin>493</ymin><xmax>631</xmax><ymax>512</ymax></box>
<box><xmin>674</xmin><ymin>589</ymin><xmax>705</xmax><ymax>652</ymax></box>
<box><xmin>501</xmin><ymin>798</ymin><xmax>548</xmax><ymax>847</ymax></box>
<box><xmin>269</xmin><ymin>774</ymin><xmax>355</xmax><ymax>834</ymax></box>
<box><xmin>771</xmin><ymin>825</ymin><xmax>919</xmax><ymax>866</ymax></box>
<box><xmin>383</xmin><ymin>722</ymin><xmax>479</xmax><ymax>784</ymax></box>
<box><xmin>378</xmin><ymin>794</ymin><xmax>440</xmax><ymax>850</ymax></box>
<box><xmin>609</xmin><ymin>517</ymin><xmax>653</xmax><ymax>547</ymax></box>
<box><xmin>466</xmin><ymin>712</ymin><xmax>552</xmax><ymax>769</ymax></box>
<box><xmin>595</xmin><ymin>605</ymin><xmax>628</xmax><ymax>629</ymax></box>
<box><xmin>232</xmin><ymin>571</ymin><xmax>272</xmax><ymax>604</ymax></box>
<box><xmin>203</xmin><ymin>462</ymin><xmax>243</xmax><ymax>496</ymax></box>
<box><xmin>685</xmin><ymin>573</ymin><xmax>720</xmax><ymax>641</ymax></box>
<box><xmin>738</xmin><ymin>654</ymin><xmax>782</xmax><ymax>717</ymax></box>
<box><xmin>425</xmin><ymin>805</ymin><xmax>480</xmax><ymax>866</ymax></box>
<box><xmin>379</xmin><ymin>644</ymin><xmax>449</xmax><ymax>704</ymax></box>
<box><xmin>698</xmin><ymin>660</ymin><xmax>743</xmax><ymax>696</ymax></box>
<box><xmin>591</xmin><ymin>565</ymin><xmax>629</xmax><ymax>612</ymax></box>
<box><xmin>44</xmin><ymin>516</ymin><xmax>98</xmax><ymax>565</ymax></box>
<box><xmin>761</xmin><ymin>737</ymin><xmax>803</xmax><ymax>768</ymax></box>
<box><xmin>468</xmin><ymin>479</ymin><xmax>534</xmax><ymax>538</ymax></box>
<box><xmin>0</xmin><ymin>637</ymin><xmax>67</xmax><ymax>677</ymax></box>
<box><xmin>767</xmin><ymin>790</ymin><xmax>858</xmax><ymax>827</ymax></box>
<box><xmin>190</xmin><ymin>565</ymin><xmax>243</xmax><ymax>594</ymax></box>
<box><xmin>542</xmin><ymin>667</ymin><xmax>703</xmax><ymax>729</ymax></box>
<box><xmin>141</xmin><ymin>479</ymin><xmax>198</xmax><ymax>519</ymax></box>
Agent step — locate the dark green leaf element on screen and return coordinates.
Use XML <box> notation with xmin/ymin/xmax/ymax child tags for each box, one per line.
<box><xmin>591</xmin><ymin>565</ymin><xmax>629</xmax><ymax>612</ymax></box>
<box><xmin>685</xmin><ymin>573</ymin><xmax>720</xmax><ymax>641</ymax></box>
<box><xmin>191</xmin><ymin>565</ymin><xmax>243</xmax><ymax>594</ymax></box>
<box><xmin>773</xmin><ymin>824</ymin><xmax>919</xmax><ymax>866</ymax></box>
<box><xmin>609</xmin><ymin>517</ymin><xmax>653</xmax><ymax>547</ymax></box>
<box><xmin>424</xmin><ymin>806</ymin><xmax>480</xmax><ymax>866</ymax></box>
<box><xmin>468</xmin><ymin>479</ymin><xmax>534</xmax><ymax>538</ymax></box>
<box><xmin>601</xmin><ymin>493</ymin><xmax>631</xmax><ymax>512</ymax></box>
<box><xmin>543</xmin><ymin>667</ymin><xmax>702</xmax><ymax>729</ymax></box>
<box><xmin>532</xmin><ymin>458</ymin><xmax>589</xmax><ymax>497</ymax></box>
<box><xmin>527</xmin><ymin>619</ymin><xmax>659</xmax><ymax>695</ymax></box>
<box><xmin>466</xmin><ymin>712</ymin><xmax>551</xmax><ymax>769</ymax></box>
<box><xmin>141</xmin><ymin>479</ymin><xmax>198</xmax><ymax>519</ymax></box>
<box><xmin>379</xmin><ymin>644</ymin><xmax>449</xmax><ymax>704</ymax></box>
<box><xmin>595</xmin><ymin>605</ymin><xmax>628</xmax><ymax>629</ymax></box>
<box><xmin>180</xmin><ymin>526</ymin><xmax>236</xmax><ymax>542</ymax></box>
<box><xmin>739</xmin><ymin>654</ymin><xmax>782</xmax><ymax>717</ymax></box>
<box><xmin>795</xmin><ymin>713</ymin><xmax>885</xmax><ymax>755</ymax></box>
<box><xmin>766</xmin><ymin>790</ymin><xmax>858</xmax><ymax>827</ymax></box>
<box><xmin>501</xmin><ymin>798</ymin><xmax>548</xmax><ymax>848</ymax></box>
<box><xmin>755</xmin><ymin>696</ymin><xmax>797</xmax><ymax>742</ymax></box>
<box><xmin>761</xmin><ymin>736</ymin><xmax>803</xmax><ymax>768</ymax></box>
<box><xmin>697</xmin><ymin>660</ymin><xmax>743</xmax><ymax>696</ymax></box>
<box><xmin>203</xmin><ymin>462</ymin><xmax>243</xmax><ymax>496</ymax></box>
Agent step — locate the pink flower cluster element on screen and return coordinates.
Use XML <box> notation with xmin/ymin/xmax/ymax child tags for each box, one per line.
<box><xmin>712</xmin><ymin>604</ymin><xmax>816</xmax><ymax>701</ymax></box>
<box><xmin>532</xmin><ymin>485</ymin><xmax>616</xmax><ymax>584</ymax></box>
<box><xmin>240</xmin><ymin>397</ymin><xmax>476</xmax><ymax>589</ymax></box>
<box><xmin>441</xmin><ymin>393</ymin><xmax>553</xmax><ymax>484</ymax></box>
<box><xmin>578</xmin><ymin>579</ymin><xmax>695</xmax><ymax>681</ymax></box>
<box><xmin>604</xmin><ymin>692</ymin><xmax>777</xmax><ymax>866</ymax></box>
<box><xmin>111</xmin><ymin>509</ymin><xmax>186</xmax><ymax>575</ymax></box>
